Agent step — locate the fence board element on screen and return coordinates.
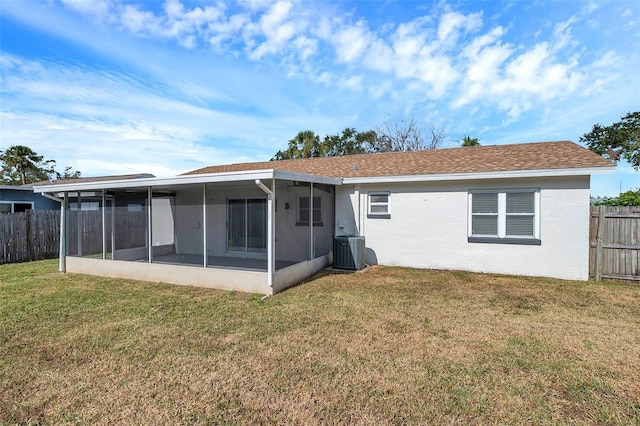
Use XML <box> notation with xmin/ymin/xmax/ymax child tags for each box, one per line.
<box><xmin>590</xmin><ymin>206</ymin><xmax>640</xmax><ymax>282</ymax></box>
<box><xmin>0</xmin><ymin>210</ymin><xmax>61</xmax><ymax>264</ymax></box>
<box><xmin>1</xmin><ymin>208</ymin><xmax>146</xmax><ymax>265</ymax></box>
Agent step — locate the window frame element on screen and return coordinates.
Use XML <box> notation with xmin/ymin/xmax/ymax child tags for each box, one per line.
<box><xmin>0</xmin><ymin>201</ymin><xmax>34</xmax><ymax>213</ymax></box>
<box><xmin>468</xmin><ymin>189</ymin><xmax>540</xmax><ymax>245</ymax></box>
<box><xmin>226</xmin><ymin>196</ymin><xmax>268</xmax><ymax>254</ymax></box>
<box><xmin>367</xmin><ymin>192</ymin><xmax>391</xmax><ymax>219</ymax></box>
<box><xmin>296</xmin><ymin>195</ymin><xmax>323</xmax><ymax>227</ymax></box>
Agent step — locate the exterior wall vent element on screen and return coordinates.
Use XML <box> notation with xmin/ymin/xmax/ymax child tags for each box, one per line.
<box><xmin>333</xmin><ymin>235</ymin><xmax>365</xmax><ymax>270</ymax></box>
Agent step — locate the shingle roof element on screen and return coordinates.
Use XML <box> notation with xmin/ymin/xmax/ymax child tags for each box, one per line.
<box><xmin>184</xmin><ymin>141</ymin><xmax>614</xmax><ymax>179</ymax></box>
<box><xmin>29</xmin><ymin>173</ymin><xmax>155</xmax><ymax>187</ymax></box>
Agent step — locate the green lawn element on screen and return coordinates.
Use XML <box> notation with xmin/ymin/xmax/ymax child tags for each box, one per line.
<box><xmin>1</xmin><ymin>260</ymin><xmax>639</xmax><ymax>425</ymax></box>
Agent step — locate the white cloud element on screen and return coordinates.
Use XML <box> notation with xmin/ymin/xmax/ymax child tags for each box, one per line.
<box><xmin>208</xmin><ymin>14</ymin><xmax>249</xmax><ymax>51</ymax></box>
<box><xmin>246</xmin><ymin>1</ymin><xmax>300</xmax><ymax>59</ymax></box>
<box><xmin>61</xmin><ymin>0</ymin><xmax>113</xmax><ymax>19</ymax></box>
<box><xmin>437</xmin><ymin>11</ymin><xmax>482</xmax><ymax>43</ymax></box>
<box><xmin>332</xmin><ymin>20</ymin><xmax>372</xmax><ymax>63</ymax></box>
<box><xmin>582</xmin><ymin>2</ymin><xmax>599</xmax><ymax>15</ymax></box>
<box><xmin>365</xmin><ymin>39</ymin><xmax>394</xmax><ymax>73</ymax></box>
<box><xmin>552</xmin><ymin>16</ymin><xmax>578</xmax><ymax>50</ymax></box>
<box><xmin>119</xmin><ymin>4</ymin><xmax>161</xmax><ymax>34</ymax></box>
<box><xmin>339</xmin><ymin>75</ymin><xmax>363</xmax><ymax>90</ymax></box>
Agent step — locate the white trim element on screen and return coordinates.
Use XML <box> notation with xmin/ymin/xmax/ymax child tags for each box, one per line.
<box><xmin>343</xmin><ymin>166</ymin><xmax>615</xmax><ymax>184</ymax></box>
<box><xmin>33</xmin><ymin>169</ymin><xmax>341</xmax><ymax>193</ymax></box>
<box><xmin>0</xmin><ymin>200</ymin><xmax>35</xmax><ymax>213</ymax></box>
<box><xmin>0</xmin><ymin>185</ymin><xmax>34</xmax><ymax>191</ymax></box>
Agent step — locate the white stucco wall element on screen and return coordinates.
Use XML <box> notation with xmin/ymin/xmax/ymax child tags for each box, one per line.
<box><xmin>335</xmin><ymin>176</ymin><xmax>591</xmax><ymax>281</ymax></box>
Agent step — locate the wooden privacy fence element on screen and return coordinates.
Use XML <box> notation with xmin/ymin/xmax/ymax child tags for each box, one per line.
<box><xmin>590</xmin><ymin>206</ymin><xmax>640</xmax><ymax>282</ymax></box>
<box><xmin>1</xmin><ymin>209</ymin><xmax>150</xmax><ymax>265</ymax></box>
<box><xmin>1</xmin><ymin>210</ymin><xmax>60</xmax><ymax>264</ymax></box>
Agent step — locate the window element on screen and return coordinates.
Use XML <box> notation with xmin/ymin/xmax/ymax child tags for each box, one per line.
<box><xmin>368</xmin><ymin>192</ymin><xmax>390</xmax><ymax>219</ymax></box>
<box><xmin>127</xmin><ymin>203</ymin><xmax>143</xmax><ymax>213</ymax></box>
<box><xmin>297</xmin><ymin>196</ymin><xmax>322</xmax><ymax>226</ymax></box>
<box><xmin>69</xmin><ymin>201</ymin><xmax>100</xmax><ymax>211</ymax></box>
<box><xmin>0</xmin><ymin>201</ymin><xmax>33</xmax><ymax>213</ymax></box>
<box><xmin>468</xmin><ymin>190</ymin><xmax>540</xmax><ymax>245</ymax></box>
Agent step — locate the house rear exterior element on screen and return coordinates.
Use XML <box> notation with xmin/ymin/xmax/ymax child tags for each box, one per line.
<box><xmin>34</xmin><ymin>141</ymin><xmax>615</xmax><ymax>294</ymax></box>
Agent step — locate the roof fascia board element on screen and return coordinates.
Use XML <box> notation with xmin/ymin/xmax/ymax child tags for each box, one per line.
<box><xmin>33</xmin><ymin>170</ymin><xmax>277</xmax><ymax>193</ymax></box>
<box><xmin>34</xmin><ymin>169</ymin><xmax>341</xmax><ymax>193</ymax></box>
<box><xmin>272</xmin><ymin>170</ymin><xmax>341</xmax><ymax>185</ymax></box>
<box><xmin>1</xmin><ymin>185</ymin><xmax>34</xmax><ymax>191</ymax></box>
<box><xmin>342</xmin><ymin>166</ymin><xmax>616</xmax><ymax>184</ymax></box>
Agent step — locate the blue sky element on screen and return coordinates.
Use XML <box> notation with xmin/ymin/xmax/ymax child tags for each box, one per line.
<box><xmin>1</xmin><ymin>0</ymin><xmax>638</xmax><ymax>196</ymax></box>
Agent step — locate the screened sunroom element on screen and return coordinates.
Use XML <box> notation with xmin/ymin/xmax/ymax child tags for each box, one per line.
<box><xmin>35</xmin><ymin>170</ymin><xmax>339</xmax><ymax>295</ymax></box>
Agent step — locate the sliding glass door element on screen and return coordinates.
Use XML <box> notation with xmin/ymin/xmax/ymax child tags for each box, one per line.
<box><xmin>227</xmin><ymin>198</ymin><xmax>267</xmax><ymax>253</ymax></box>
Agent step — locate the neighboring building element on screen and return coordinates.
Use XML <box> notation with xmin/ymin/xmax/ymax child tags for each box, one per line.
<box><xmin>34</xmin><ymin>141</ymin><xmax>615</xmax><ymax>294</ymax></box>
<box><xmin>0</xmin><ymin>185</ymin><xmax>59</xmax><ymax>213</ymax></box>
<box><xmin>30</xmin><ymin>174</ymin><xmax>155</xmax><ymax>211</ymax></box>
<box><xmin>0</xmin><ymin>174</ymin><xmax>157</xmax><ymax>214</ymax></box>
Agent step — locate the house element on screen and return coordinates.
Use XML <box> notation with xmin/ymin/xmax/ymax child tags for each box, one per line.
<box><xmin>33</xmin><ymin>141</ymin><xmax>615</xmax><ymax>294</ymax></box>
<box><xmin>0</xmin><ymin>185</ymin><xmax>60</xmax><ymax>213</ymax></box>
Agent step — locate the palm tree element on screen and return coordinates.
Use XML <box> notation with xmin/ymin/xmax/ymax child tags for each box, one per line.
<box><xmin>0</xmin><ymin>145</ymin><xmax>55</xmax><ymax>185</ymax></box>
<box><xmin>461</xmin><ymin>135</ymin><xmax>480</xmax><ymax>147</ymax></box>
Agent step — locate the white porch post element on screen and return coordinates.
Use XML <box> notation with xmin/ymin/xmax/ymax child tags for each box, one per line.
<box><xmin>58</xmin><ymin>192</ymin><xmax>67</xmax><ymax>272</ymax></box>
<box><xmin>147</xmin><ymin>186</ymin><xmax>152</xmax><ymax>263</ymax></box>
<box><xmin>203</xmin><ymin>183</ymin><xmax>208</xmax><ymax>268</ymax></box>
<box><xmin>309</xmin><ymin>183</ymin><xmax>314</xmax><ymax>260</ymax></box>
<box><xmin>270</xmin><ymin>178</ymin><xmax>276</xmax><ymax>285</ymax></box>
<box><xmin>101</xmin><ymin>189</ymin><xmax>106</xmax><ymax>260</ymax></box>
<box><xmin>111</xmin><ymin>194</ymin><xmax>116</xmax><ymax>260</ymax></box>
<box><xmin>255</xmin><ymin>179</ymin><xmax>275</xmax><ymax>288</ymax></box>
<box><xmin>77</xmin><ymin>196</ymin><xmax>82</xmax><ymax>256</ymax></box>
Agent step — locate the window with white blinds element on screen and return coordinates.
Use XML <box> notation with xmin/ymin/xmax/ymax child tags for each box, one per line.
<box><xmin>506</xmin><ymin>192</ymin><xmax>535</xmax><ymax>237</ymax></box>
<box><xmin>368</xmin><ymin>192</ymin><xmax>390</xmax><ymax>218</ymax></box>
<box><xmin>469</xmin><ymin>190</ymin><xmax>540</xmax><ymax>243</ymax></box>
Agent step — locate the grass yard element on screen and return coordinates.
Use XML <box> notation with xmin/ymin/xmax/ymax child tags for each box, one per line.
<box><xmin>1</xmin><ymin>260</ymin><xmax>639</xmax><ymax>425</ymax></box>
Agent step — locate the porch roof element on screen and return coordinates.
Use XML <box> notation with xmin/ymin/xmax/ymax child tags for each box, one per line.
<box><xmin>33</xmin><ymin>169</ymin><xmax>341</xmax><ymax>194</ymax></box>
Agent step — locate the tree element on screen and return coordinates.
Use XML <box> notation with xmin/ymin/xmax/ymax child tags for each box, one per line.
<box><xmin>580</xmin><ymin>111</ymin><xmax>640</xmax><ymax>169</ymax></box>
<box><xmin>272</xmin><ymin>130</ymin><xmax>324</xmax><ymax>160</ymax></box>
<box><xmin>0</xmin><ymin>145</ymin><xmax>56</xmax><ymax>185</ymax></box>
<box><xmin>372</xmin><ymin>115</ymin><xmax>445</xmax><ymax>152</ymax></box>
<box><xmin>0</xmin><ymin>145</ymin><xmax>81</xmax><ymax>185</ymax></box>
<box><xmin>56</xmin><ymin>166</ymin><xmax>82</xmax><ymax>180</ymax></box>
<box><xmin>594</xmin><ymin>188</ymin><xmax>640</xmax><ymax>206</ymax></box>
<box><xmin>273</xmin><ymin>128</ymin><xmax>378</xmax><ymax>160</ymax></box>
<box><xmin>461</xmin><ymin>135</ymin><xmax>480</xmax><ymax>147</ymax></box>
<box><xmin>272</xmin><ymin>117</ymin><xmax>447</xmax><ymax>160</ymax></box>
<box><xmin>323</xmin><ymin>128</ymin><xmax>377</xmax><ymax>157</ymax></box>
